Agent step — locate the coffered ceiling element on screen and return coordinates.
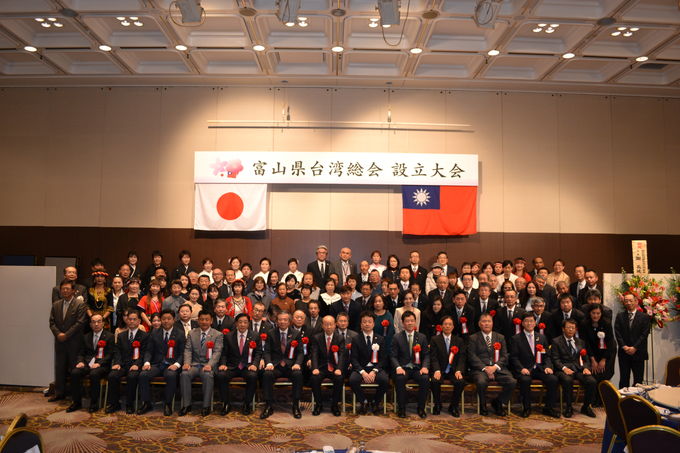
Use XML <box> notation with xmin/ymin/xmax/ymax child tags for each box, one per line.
<box><xmin>0</xmin><ymin>0</ymin><xmax>678</xmax><ymax>94</ymax></box>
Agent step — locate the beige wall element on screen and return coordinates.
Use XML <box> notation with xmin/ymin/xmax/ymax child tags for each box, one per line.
<box><xmin>1</xmin><ymin>86</ymin><xmax>678</xmax><ymax>234</ymax></box>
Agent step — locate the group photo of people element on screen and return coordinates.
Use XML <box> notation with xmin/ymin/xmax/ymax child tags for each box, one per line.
<box><xmin>49</xmin><ymin>245</ymin><xmax>650</xmax><ymax>423</ymax></box>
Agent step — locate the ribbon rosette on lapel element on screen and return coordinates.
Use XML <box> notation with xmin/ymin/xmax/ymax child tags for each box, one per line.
<box><xmin>260</xmin><ymin>332</ymin><xmax>267</xmax><ymax>349</ymax></box>
<box><xmin>288</xmin><ymin>340</ymin><xmax>298</xmax><ymax>360</ymax></box>
<box><xmin>206</xmin><ymin>341</ymin><xmax>215</xmax><ymax>360</ymax></box>
<box><xmin>538</xmin><ymin>322</ymin><xmax>546</xmax><ymax>334</ymax></box>
<box><xmin>579</xmin><ymin>348</ymin><xmax>587</xmax><ymax>367</ymax></box>
<box><xmin>248</xmin><ymin>340</ymin><xmax>257</xmax><ymax>363</ymax></box>
<box><xmin>166</xmin><ymin>339</ymin><xmax>176</xmax><ymax>359</ymax></box>
<box><xmin>381</xmin><ymin>319</ymin><xmax>389</xmax><ymax>336</ymax></box>
<box><xmin>597</xmin><ymin>331</ymin><xmax>607</xmax><ymax>349</ymax></box>
<box><xmin>459</xmin><ymin>317</ymin><xmax>468</xmax><ymax>334</ymax></box>
<box><xmin>536</xmin><ymin>343</ymin><xmax>544</xmax><ymax>364</ymax></box>
<box><xmin>222</xmin><ymin>328</ymin><xmax>230</xmax><ymax>335</ymax></box>
<box><xmin>513</xmin><ymin>317</ymin><xmax>522</xmax><ymax>334</ymax></box>
<box><xmin>331</xmin><ymin>344</ymin><xmax>340</xmax><ymax>366</ymax></box>
<box><xmin>489</xmin><ymin>310</ymin><xmax>496</xmax><ymax>317</ymax></box>
<box><xmin>413</xmin><ymin>344</ymin><xmax>422</xmax><ymax>365</ymax></box>
<box><xmin>132</xmin><ymin>340</ymin><xmax>140</xmax><ymax>360</ymax></box>
<box><xmin>435</xmin><ymin>324</ymin><xmax>442</xmax><ymax>335</ymax></box>
<box><xmin>449</xmin><ymin>345</ymin><xmax>459</xmax><ymax>364</ymax></box>
<box><xmin>97</xmin><ymin>340</ymin><xmax>106</xmax><ymax>359</ymax></box>
<box><xmin>371</xmin><ymin>342</ymin><xmax>380</xmax><ymax>363</ymax></box>
<box><xmin>301</xmin><ymin>336</ymin><xmax>309</xmax><ymax>355</ymax></box>
<box><xmin>493</xmin><ymin>341</ymin><xmax>501</xmax><ymax>363</ymax></box>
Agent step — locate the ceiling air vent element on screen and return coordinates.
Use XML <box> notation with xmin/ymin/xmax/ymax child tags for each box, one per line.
<box><xmin>639</xmin><ymin>63</ymin><xmax>667</xmax><ymax>70</ymax></box>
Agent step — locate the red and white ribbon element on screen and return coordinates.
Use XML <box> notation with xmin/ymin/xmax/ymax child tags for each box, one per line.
<box><xmin>449</xmin><ymin>346</ymin><xmax>458</xmax><ymax>365</ymax></box>
<box><xmin>371</xmin><ymin>343</ymin><xmax>380</xmax><ymax>363</ymax></box>
<box><xmin>413</xmin><ymin>345</ymin><xmax>421</xmax><ymax>365</ymax></box>
<box><xmin>132</xmin><ymin>341</ymin><xmax>140</xmax><ymax>360</ymax></box>
<box><xmin>166</xmin><ymin>340</ymin><xmax>175</xmax><ymax>359</ymax></box>
<box><xmin>206</xmin><ymin>341</ymin><xmax>214</xmax><ymax>360</ymax></box>
<box><xmin>536</xmin><ymin>345</ymin><xmax>544</xmax><ymax>364</ymax></box>
<box><xmin>459</xmin><ymin>317</ymin><xmax>468</xmax><ymax>334</ymax></box>
<box><xmin>494</xmin><ymin>349</ymin><xmax>499</xmax><ymax>362</ymax></box>
<box><xmin>248</xmin><ymin>341</ymin><xmax>256</xmax><ymax>363</ymax></box>
<box><xmin>97</xmin><ymin>347</ymin><xmax>104</xmax><ymax>359</ymax></box>
<box><xmin>597</xmin><ymin>331</ymin><xmax>606</xmax><ymax>349</ymax></box>
<box><xmin>288</xmin><ymin>341</ymin><xmax>298</xmax><ymax>360</ymax></box>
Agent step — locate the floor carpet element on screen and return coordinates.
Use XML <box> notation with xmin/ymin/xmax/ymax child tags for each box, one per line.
<box><xmin>0</xmin><ymin>389</ymin><xmax>605</xmax><ymax>452</ymax></box>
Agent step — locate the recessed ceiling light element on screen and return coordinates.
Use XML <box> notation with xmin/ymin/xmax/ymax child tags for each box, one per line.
<box><xmin>409</xmin><ymin>47</ymin><xmax>423</xmax><ymax>54</ymax></box>
<box><xmin>285</xmin><ymin>21</ymin><xmax>295</xmax><ymax>27</ymax></box>
<box><xmin>629</xmin><ymin>27</ymin><xmax>639</xmax><ymax>32</ymax></box>
<box><xmin>550</xmin><ymin>24</ymin><xmax>559</xmax><ymax>28</ymax></box>
<box><xmin>331</xmin><ymin>45</ymin><xmax>344</xmax><ymax>52</ymax></box>
<box><xmin>47</xmin><ymin>17</ymin><xmax>57</xmax><ymax>22</ymax></box>
<box><xmin>636</xmin><ymin>56</ymin><xmax>648</xmax><ymax>62</ymax></box>
<box><xmin>129</xmin><ymin>17</ymin><xmax>139</xmax><ymax>21</ymax></box>
<box><xmin>382</xmin><ymin>24</ymin><xmax>391</xmax><ymax>28</ymax></box>
<box><xmin>538</xmin><ymin>23</ymin><xmax>547</xmax><ymax>27</ymax></box>
<box><xmin>121</xmin><ymin>20</ymin><xmax>130</xmax><ymax>26</ymax></box>
<box><xmin>623</xmin><ymin>31</ymin><xmax>632</xmax><ymax>37</ymax></box>
<box><xmin>116</xmin><ymin>16</ymin><xmax>125</xmax><ymax>21</ymax></box>
<box><xmin>53</xmin><ymin>22</ymin><xmax>63</xmax><ymax>27</ymax></box>
<box><xmin>298</xmin><ymin>21</ymin><xmax>308</xmax><ymax>27</ymax></box>
<box><xmin>562</xmin><ymin>52</ymin><xmax>575</xmax><ymax>59</ymax></box>
<box><xmin>175</xmin><ymin>44</ymin><xmax>188</xmax><ymax>51</ymax></box>
<box><xmin>41</xmin><ymin>22</ymin><xmax>51</xmax><ymax>28</ymax></box>
<box><xmin>617</xmin><ymin>26</ymin><xmax>627</xmax><ymax>31</ymax></box>
<box><xmin>611</xmin><ymin>31</ymin><xmax>621</xmax><ymax>36</ymax></box>
<box><xmin>545</xmin><ymin>27</ymin><xmax>555</xmax><ymax>33</ymax></box>
<box><xmin>99</xmin><ymin>44</ymin><xmax>111</xmax><ymax>51</ymax></box>
<box><xmin>487</xmin><ymin>49</ymin><xmax>500</xmax><ymax>56</ymax></box>
<box><xmin>133</xmin><ymin>21</ymin><xmax>143</xmax><ymax>26</ymax></box>
<box><xmin>24</xmin><ymin>45</ymin><xmax>37</xmax><ymax>52</ymax></box>
<box><xmin>252</xmin><ymin>44</ymin><xmax>265</xmax><ymax>52</ymax></box>
<box><xmin>35</xmin><ymin>18</ymin><xmax>44</xmax><ymax>22</ymax></box>
<box><xmin>532</xmin><ymin>27</ymin><xmax>542</xmax><ymax>33</ymax></box>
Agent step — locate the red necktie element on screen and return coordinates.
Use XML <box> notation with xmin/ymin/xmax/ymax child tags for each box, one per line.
<box><xmin>327</xmin><ymin>336</ymin><xmax>333</xmax><ymax>372</ymax></box>
<box><xmin>238</xmin><ymin>334</ymin><xmax>245</xmax><ymax>369</ymax></box>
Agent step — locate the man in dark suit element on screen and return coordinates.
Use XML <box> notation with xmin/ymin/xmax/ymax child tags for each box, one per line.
<box><xmin>468</xmin><ymin>283</ymin><xmax>499</xmax><ymax>328</ymax></box>
<box><xmin>390</xmin><ymin>311</ymin><xmax>430</xmax><ymax>418</ymax></box>
<box><xmin>304</xmin><ymin>301</ymin><xmax>324</xmax><ymax>336</ymax></box>
<box><xmin>250</xmin><ymin>302</ymin><xmax>273</xmax><ymax>336</ymax></box>
<box><xmin>306</xmin><ymin>244</ymin><xmax>332</xmax><ymax>287</ymax></box>
<box><xmin>534</xmin><ymin>274</ymin><xmax>559</xmax><ymax>312</ymax></box>
<box><xmin>335</xmin><ymin>312</ymin><xmax>358</xmax><ymax>375</ymax></box>
<box><xmin>451</xmin><ymin>291</ymin><xmax>475</xmax><ymax>339</ymax></box>
<box><xmin>356</xmin><ymin>282</ymin><xmax>374</xmax><ymax>310</ymax></box>
<box><xmin>67</xmin><ymin>314</ymin><xmax>114</xmax><ymax>412</ymax></box>
<box><xmin>216</xmin><ymin>313</ymin><xmax>261</xmax><ymax>415</ymax></box>
<box><xmin>175</xmin><ymin>303</ymin><xmax>198</xmax><ymax>338</ymax></box>
<box><xmin>429</xmin><ymin>316</ymin><xmax>466</xmax><ymax>417</ymax></box>
<box><xmin>171</xmin><ymin>250</ymin><xmax>196</xmax><ymax>281</ymax></box>
<box><xmin>310</xmin><ymin>315</ymin><xmax>345</xmax><ymax>416</ymax></box>
<box><xmin>467</xmin><ymin>313</ymin><xmax>516</xmax><ymax>416</ymax></box>
<box><xmin>350</xmin><ymin>311</ymin><xmax>389</xmax><ymax>415</ymax></box>
<box><xmin>427</xmin><ymin>275</ymin><xmax>454</xmax><ymax>313</ymax></box>
<box><xmin>51</xmin><ymin>267</ymin><xmax>87</xmax><ymax>303</ymax></box>
<box><xmin>577</xmin><ymin>269</ymin><xmax>604</xmax><ymax>308</ymax></box>
<box><xmin>49</xmin><ymin>280</ymin><xmax>88</xmax><ymax>403</ymax></box>
<box><xmin>460</xmin><ymin>273</ymin><xmax>478</xmax><ymax>302</ymax></box>
<box><xmin>581</xmin><ymin>290</ymin><xmax>613</xmax><ymax>324</ymax></box>
<box><xmin>569</xmin><ymin>264</ymin><xmax>587</xmax><ymax>301</ymax></box>
<box><xmin>410</xmin><ymin>282</ymin><xmax>428</xmax><ymax>311</ymax></box>
<box><xmin>138</xmin><ymin>309</ymin><xmax>185</xmax><ymax>415</ymax></box>
<box><xmin>212</xmin><ymin>300</ymin><xmax>234</xmax><ymax>332</ymax></box>
<box><xmin>179</xmin><ymin>310</ymin><xmax>223</xmax><ymax>416</ymax></box>
<box><xmin>385</xmin><ymin>282</ymin><xmax>401</xmax><ymax>315</ymax></box>
<box><xmin>330</xmin><ymin>247</ymin><xmax>357</xmax><ymax>286</ymax></box>
<box><xmin>551</xmin><ymin>294</ymin><xmax>584</xmax><ymax>339</ymax></box>
<box><xmin>551</xmin><ymin>318</ymin><xmax>597</xmax><ymax>417</ymax></box>
<box><xmin>395</xmin><ymin>267</ymin><xmax>414</xmax><ymax>297</ymax></box>
<box><xmin>106</xmin><ymin>309</ymin><xmax>149</xmax><ymax>413</ymax></box>
<box><xmin>615</xmin><ymin>293</ymin><xmax>651</xmax><ymax>388</ymax></box>
<box><xmin>408</xmin><ymin>250</ymin><xmax>428</xmax><ymax>290</ymax></box>
<box><xmin>260</xmin><ymin>311</ymin><xmax>304</xmax><ymax>419</ymax></box>
<box><xmin>494</xmin><ymin>289</ymin><xmax>526</xmax><ymax>344</ymax></box>
<box><xmin>530</xmin><ymin>297</ymin><xmax>554</xmax><ymax>339</ymax></box>
<box><xmin>329</xmin><ymin>286</ymin><xmax>362</xmax><ymax>332</ymax></box>
<box><xmin>510</xmin><ymin>313</ymin><xmax>559</xmax><ymax>418</ymax></box>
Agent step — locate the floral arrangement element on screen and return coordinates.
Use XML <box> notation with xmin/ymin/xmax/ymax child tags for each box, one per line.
<box><xmin>667</xmin><ymin>268</ymin><xmax>680</xmax><ymax>316</ymax></box>
<box><xmin>616</xmin><ymin>270</ymin><xmax>674</xmax><ymax>328</ymax></box>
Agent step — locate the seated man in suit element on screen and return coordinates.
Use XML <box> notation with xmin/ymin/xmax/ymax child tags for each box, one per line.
<box><xmin>175</xmin><ymin>303</ymin><xmax>198</xmax><ymax>338</ymax></box>
<box><xmin>615</xmin><ymin>293</ymin><xmax>651</xmax><ymax>389</ymax></box>
<box><xmin>427</xmin><ymin>275</ymin><xmax>453</xmax><ymax>313</ymax></box>
<box><xmin>179</xmin><ymin>310</ymin><xmax>223</xmax><ymax>416</ymax></box>
<box><xmin>350</xmin><ymin>311</ymin><xmax>389</xmax><ymax>415</ymax></box>
<box><xmin>551</xmin><ymin>293</ymin><xmax>584</xmax><ymax>338</ymax></box>
<box><xmin>310</xmin><ymin>315</ymin><xmax>345</xmax><ymax>416</ymax></box>
<box><xmin>510</xmin><ymin>313</ymin><xmax>559</xmax><ymax>418</ymax></box>
<box><xmin>551</xmin><ymin>318</ymin><xmax>597</xmax><ymax>418</ymax></box>
<box><xmin>216</xmin><ymin>313</ymin><xmax>261</xmax><ymax>415</ymax></box>
<box><xmin>138</xmin><ymin>309</ymin><xmax>185</xmax><ymax>416</ymax></box>
<box><xmin>260</xmin><ymin>311</ymin><xmax>305</xmax><ymax>419</ymax></box>
<box><xmin>390</xmin><ymin>311</ymin><xmax>430</xmax><ymax>419</ymax></box>
<box><xmin>212</xmin><ymin>299</ymin><xmax>234</xmax><ymax>332</ymax></box>
<box><xmin>330</xmin><ymin>285</ymin><xmax>362</xmax><ymax>332</ymax></box>
<box><xmin>106</xmin><ymin>308</ymin><xmax>148</xmax><ymax>414</ymax></box>
<box><xmin>429</xmin><ymin>315</ymin><xmax>466</xmax><ymax>417</ymax></box>
<box><xmin>68</xmin><ymin>314</ymin><xmax>114</xmax><ymax>413</ymax></box>
<box><xmin>467</xmin><ymin>313</ymin><xmax>516</xmax><ymax>416</ymax></box>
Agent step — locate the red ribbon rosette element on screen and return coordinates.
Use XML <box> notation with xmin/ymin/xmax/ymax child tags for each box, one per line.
<box><xmin>579</xmin><ymin>347</ymin><xmax>586</xmax><ymax>366</ymax></box>
<box><xmin>493</xmin><ymin>341</ymin><xmax>501</xmax><ymax>363</ymax></box>
<box><xmin>448</xmin><ymin>345</ymin><xmax>459</xmax><ymax>365</ymax></box>
<box><xmin>206</xmin><ymin>341</ymin><xmax>215</xmax><ymax>360</ymax></box>
<box><xmin>381</xmin><ymin>319</ymin><xmax>389</xmax><ymax>335</ymax></box>
<box><xmin>222</xmin><ymin>328</ymin><xmax>230</xmax><ymax>335</ymax></box>
<box><xmin>97</xmin><ymin>340</ymin><xmax>107</xmax><ymax>347</ymax></box>
<box><xmin>345</xmin><ymin>342</ymin><xmax>352</xmax><ymax>359</ymax></box>
<box><xmin>513</xmin><ymin>316</ymin><xmax>522</xmax><ymax>334</ymax></box>
<box><xmin>435</xmin><ymin>324</ymin><xmax>442</xmax><ymax>333</ymax></box>
<box><xmin>260</xmin><ymin>332</ymin><xmax>267</xmax><ymax>348</ymax></box>
<box><xmin>330</xmin><ymin>344</ymin><xmax>340</xmax><ymax>365</ymax></box>
<box><xmin>535</xmin><ymin>343</ymin><xmax>544</xmax><ymax>364</ymax></box>
<box><xmin>489</xmin><ymin>310</ymin><xmax>496</xmax><ymax>317</ymax></box>
<box><xmin>412</xmin><ymin>344</ymin><xmax>422</xmax><ymax>365</ymax></box>
<box><xmin>249</xmin><ymin>340</ymin><xmax>257</xmax><ymax>349</ymax></box>
<box><xmin>166</xmin><ymin>339</ymin><xmax>176</xmax><ymax>359</ymax></box>
<box><xmin>132</xmin><ymin>340</ymin><xmax>140</xmax><ymax>360</ymax></box>
<box><xmin>288</xmin><ymin>340</ymin><xmax>298</xmax><ymax>359</ymax></box>
<box><xmin>97</xmin><ymin>340</ymin><xmax>106</xmax><ymax>359</ymax></box>
<box><xmin>459</xmin><ymin>316</ymin><xmax>468</xmax><ymax>334</ymax></box>
<box><xmin>301</xmin><ymin>336</ymin><xmax>309</xmax><ymax>355</ymax></box>
<box><xmin>248</xmin><ymin>340</ymin><xmax>257</xmax><ymax>363</ymax></box>
<box><xmin>538</xmin><ymin>322</ymin><xmax>546</xmax><ymax>334</ymax></box>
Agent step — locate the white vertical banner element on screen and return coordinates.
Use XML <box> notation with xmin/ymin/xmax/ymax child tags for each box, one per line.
<box><xmin>194</xmin><ymin>183</ymin><xmax>267</xmax><ymax>231</ymax></box>
<box><xmin>631</xmin><ymin>240</ymin><xmax>649</xmax><ymax>276</ymax></box>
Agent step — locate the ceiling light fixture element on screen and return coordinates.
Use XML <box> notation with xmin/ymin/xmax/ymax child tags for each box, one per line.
<box><xmin>34</xmin><ymin>16</ymin><xmax>64</xmax><ymax>28</ymax></box>
<box><xmin>252</xmin><ymin>44</ymin><xmax>266</xmax><ymax>52</ymax></box>
<box><xmin>99</xmin><ymin>44</ymin><xmax>112</xmax><ymax>51</ymax></box>
<box><xmin>533</xmin><ymin>23</ymin><xmax>559</xmax><ymax>33</ymax></box>
<box><xmin>24</xmin><ymin>46</ymin><xmax>37</xmax><ymax>52</ymax></box>
<box><xmin>611</xmin><ymin>26</ymin><xmax>639</xmax><ymax>37</ymax></box>
<box><xmin>118</xmin><ymin>16</ymin><xmax>142</xmax><ymax>27</ymax></box>
<box><xmin>34</xmin><ymin>18</ymin><xmax>44</xmax><ymax>22</ymax></box>
<box><xmin>331</xmin><ymin>45</ymin><xmax>344</xmax><ymax>52</ymax></box>
<box><xmin>369</xmin><ymin>18</ymin><xmax>379</xmax><ymax>28</ymax></box>
<box><xmin>487</xmin><ymin>49</ymin><xmax>500</xmax><ymax>56</ymax></box>
<box><xmin>635</xmin><ymin>56</ymin><xmax>648</xmax><ymax>62</ymax></box>
<box><xmin>562</xmin><ymin>52</ymin><xmax>575</xmax><ymax>59</ymax></box>
<box><xmin>175</xmin><ymin>44</ymin><xmax>188</xmax><ymax>51</ymax></box>
<box><xmin>409</xmin><ymin>47</ymin><xmax>423</xmax><ymax>54</ymax></box>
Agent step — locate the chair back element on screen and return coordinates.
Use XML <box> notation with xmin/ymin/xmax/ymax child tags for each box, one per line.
<box><xmin>628</xmin><ymin>425</ymin><xmax>680</xmax><ymax>453</ymax></box>
<box><xmin>598</xmin><ymin>380</ymin><xmax>625</xmax><ymax>438</ymax></box>
<box><xmin>0</xmin><ymin>427</ymin><xmax>43</xmax><ymax>453</ymax></box>
<box><xmin>6</xmin><ymin>413</ymin><xmax>27</xmax><ymax>432</ymax></box>
<box><xmin>665</xmin><ymin>356</ymin><xmax>680</xmax><ymax>386</ymax></box>
<box><xmin>619</xmin><ymin>395</ymin><xmax>661</xmax><ymax>435</ymax></box>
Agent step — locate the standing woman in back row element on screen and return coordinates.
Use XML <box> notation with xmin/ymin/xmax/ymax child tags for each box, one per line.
<box><xmin>382</xmin><ymin>255</ymin><xmax>400</xmax><ymax>283</ymax></box>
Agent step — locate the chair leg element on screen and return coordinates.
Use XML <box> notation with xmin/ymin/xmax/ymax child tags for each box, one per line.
<box><xmin>477</xmin><ymin>393</ymin><xmax>480</xmax><ymax>415</ymax></box>
<box><xmin>393</xmin><ymin>387</ymin><xmax>397</xmax><ymax>413</ymax></box>
<box><xmin>352</xmin><ymin>393</ymin><xmax>356</xmax><ymax>415</ymax></box>
<box><xmin>606</xmin><ymin>433</ymin><xmax>617</xmax><ymax>453</ymax></box>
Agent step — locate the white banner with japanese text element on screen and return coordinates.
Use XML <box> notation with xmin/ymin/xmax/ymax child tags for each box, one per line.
<box><xmin>194</xmin><ymin>152</ymin><xmax>478</xmax><ymax>186</ymax></box>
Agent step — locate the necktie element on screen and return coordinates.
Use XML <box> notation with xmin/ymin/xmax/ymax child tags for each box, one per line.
<box><xmin>344</xmin><ymin>304</ymin><xmax>349</xmax><ymax>313</ymax></box>
<box><xmin>311</xmin><ymin>318</ymin><xmax>316</xmax><ymax>328</ymax></box>
<box><xmin>342</xmin><ymin>331</ymin><xmax>346</xmax><ymax>341</ymax></box>
<box><xmin>327</xmin><ymin>336</ymin><xmax>333</xmax><ymax>372</ymax></box>
<box><xmin>326</xmin><ymin>336</ymin><xmax>332</xmax><ymax>353</ymax></box>
<box><xmin>408</xmin><ymin>333</ymin><xmax>413</xmax><ymax>349</ymax></box>
<box><xmin>320</xmin><ymin>262</ymin><xmax>325</xmax><ymax>275</ymax></box>
<box><xmin>485</xmin><ymin>334</ymin><xmax>492</xmax><ymax>349</ymax></box>
<box><xmin>129</xmin><ymin>331</ymin><xmax>134</xmax><ymax>342</ymax></box>
<box><xmin>281</xmin><ymin>332</ymin><xmax>286</xmax><ymax>353</ymax></box>
<box><xmin>254</xmin><ymin>322</ymin><xmax>260</xmax><ymax>332</ymax></box>
<box><xmin>564</xmin><ymin>312</ymin><xmax>569</xmax><ymax>320</ymax></box>
<box><xmin>569</xmin><ymin>339</ymin><xmax>576</xmax><ymax>355</ymax></box>
<box><xmin>629</xmin><ymin>312</ymin><xmax>635</xmax><ymax>328</ymax></box>
<box><xmin>366</xmin><ymin>335</ymin><xmax>371</xmax><ymax>348</ymax></box>
<box><xmin>239</xmin><ymin>334</ymin><xmax>245</xmax><ymax>354</ymax></box>
<box><xmin>93</xmin><ymin>333</ymin><xmax>99</xmax><ymax>350</ymax></box>
<box><xmin>164</xmin><ymin>331</ymin><xmax>169</xmax><ymax>343</ymax></box>
<box><xmin>481</xmin><ymin>301</ymin><xmax>486</xmax><ymax>312</ymax></box>
<box><xmin>528</xmin><ymin>334</ymin><xmax>534</xmax><ymax>354</ymax></box>
<box><xmin>201</xmin><ymin>332</ymin><xmax>206</xmax><ymax>349</ymax></box>
<box><xmin>508</xmin><ymin>308</ymin><xmax>513</xmax><ymax>319</ymax></box>
<box><xmin>457</xmin><ymin>308</ymin><xmax>462</xmax><ymax>318</ymax></box>
<box><xmin>445</xmin><ymin>336</ymin><xmax>451</xmax><ymax>373</ymax></box>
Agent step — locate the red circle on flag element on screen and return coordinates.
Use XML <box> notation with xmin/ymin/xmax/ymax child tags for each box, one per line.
<box><xmin>216</xmin><ymin>192</ymin><xmax>244</xmax><ymax>220</ymax></box>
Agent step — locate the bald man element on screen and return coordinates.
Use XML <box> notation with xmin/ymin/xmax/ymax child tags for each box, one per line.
<box><xmin>331</xmin><ymin>247</ymin><xmax>357</xmax><ymax>286</ymax></box>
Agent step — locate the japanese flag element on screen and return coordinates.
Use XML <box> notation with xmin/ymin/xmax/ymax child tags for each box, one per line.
<box><xmin>194</xmin><ymin>183</ymin><xmax>267</xmax><ymax>231</ymax></box>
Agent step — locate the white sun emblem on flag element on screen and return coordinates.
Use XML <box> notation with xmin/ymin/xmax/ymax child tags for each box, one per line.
<box><xmin>412</xmin><ymin>188</ymin><xmax>431</xmax><ymax>207</ymax></box>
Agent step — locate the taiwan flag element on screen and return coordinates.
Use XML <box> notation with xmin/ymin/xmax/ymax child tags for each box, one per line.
<box><xmin>402</xmin><ymin>185</ymin><xmax>477</xmax><ymax>236</ymax></box>
<box><xmin>194</xmin><ymin>183</ymin><xmax>267</xmax><ymax>231</ymax></box>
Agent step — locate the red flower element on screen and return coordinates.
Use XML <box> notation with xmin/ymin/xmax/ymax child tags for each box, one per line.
<box><xmin>381</xmin><ymin>320</ymin><xmax>389</xmax><ymax>327</ymax></box>
<box><xmin>579</xmin><ymin>348</ymin><xmax>587</xmax><ymax>357</ymax></box>
<box><xmin>450</xmin><ymin>346</ymin><xmax>459</xmax><ymax>354</ymax></box>
<box><xmin>459</xmin><ymin>317</ymin><xmax>467</xmax><ymax>324</ymax></box>
<box><xmin>493</xmin><ymin>342</ymin><xmax>501</xmax><ymax>350</ymax></box>
<box><xmin>206</xmin><ymin>341</ymin><xmax>214</xmax><ymax>348</ymax></box>
<box><xmin>345</xmin><ymin>343</ymin><xmax>352</xmax><ymax>350</ymax></box>
<box><xmin>538</xmin><ymin>322</ymin><xmax>546</xmax><ymax>329</ymax></box>
<box><xmin>249</xmin><ymin>341</ymin><xmax>257</xmax><ymax>349</ymax></box>
<box><xmin>301</xmin><ymin>336</ymin><xmax>309</xmax><ymax>344</ymax></box>
<box><xmin>536</xmin><ymin>344</ymin><xmax>544</xmax><ymax>352</ymax></box>
<box><xmin>132</xmin><ymin>341</ymin><xmax>140</xmax><ymax>348</ymax></box>
<box><xmin>513</xmin><ymin>317</ymin><xmax>521</xmax><ymax>325</ymax></box>
<box><xmin>260</xmin><ymin>333</ymin><xmax>268</xmax><ymax>340</ymax></box>
<box><xmin>413</xmin><ymin>344</ymin><xmax>421</xmax><ymax>352</ymax></box>
<box><xmin>290</xmin><ymin>340</ymin><xmax>298</xmax><ymax>348</ymax></box>
<box><xmin>222</xmin><ymin>328</ymin><xmax>230</xmax><ymax>335</ymax></box>
<box><xmin>489</xmin><ymin>310</ymin><xmax>496</xmax><ymax>317</ymax></box>
<box><xmin>435</xmin><ymin>325</ymin><xmax>442</xmax><ymax>332</ymax></box>
<box><xmin>97</xmin><ymin>340</ymin><xmax>107</xmax><ymax>347</ymax></box>
<box><xmin>331</xmin><ymin>345</ymin><xmax>339</xmax><ymax>353</ymax></box>
<box><xmin>167</xmin><ymin>340</ymin><xmax>175</xmax><ymax>347</ymax></box>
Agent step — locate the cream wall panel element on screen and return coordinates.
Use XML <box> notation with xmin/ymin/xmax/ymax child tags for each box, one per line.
<box><xmin>557</xmin><ymin>95</ymin><xmax>615</xmax><ymax>234</ymax></box>
<box><xmin>0</xmin><ymin>136</ymin><xmax>47</xmax><ymax>226</ymax></box>
<box><xmin>612</xmin><ymin>97</ymin><xmax>667</xmax><ymax>234</ymax></box>
<box><xmin>329</xmin><ymin>187</ymin><xmax>391</xmax><ymax>231</ymax></box>
<box><xmin>215</xmin><ymin>87</ymin><xmax>274</xmax><ymax>150</ymax></box>
<box><xmin>387</xmin><ymin>90</ymin><xmax>446</xmax><ymax>156</ymax></box>
<box><xmin>272</xmin><ymin>88</ymin><xmax>332</xmax><ymax>153</ymax></box>
<box><xmin>46</xmin><ymin>88</ymin><xmax>106</xmax><ymax>136</ymax></box>
<box><xmin>269</xmin><ymin>185</ymin><xmax>331</xmax><ymax>230</ymax></box>
<box><xmin>501</xmin><ymin>93</ymin><xmax>560</xmax><ymax>233</ymax></box>
<box><xmin>445</xmin><ymin>91</ymin><xmax>503</xmax><ymax>232</ymax></box>
<box><xmin>663</xmin><ymin>99</ymin><xmax>680</xmax><ymax>233</ymax></box>
<box><xmin>330</xmin><ymin>88</ymin><xmax>389</xmax><ymax>155</ymax></box>
<box><xmin>0</xmin><ymin>88</ymin><xmax>50</xmax><ymax>137</ymax></box>
<box><xmin>387</xmin><ymin>189</ymin><xmax>404</xmax><ymax>231</ymax></box>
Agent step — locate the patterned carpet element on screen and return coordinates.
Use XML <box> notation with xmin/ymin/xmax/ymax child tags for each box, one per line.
<box><xmin>0</xmin><ymin>389</ymin><xmax>605</xmax><ymax>452</ymax></box>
